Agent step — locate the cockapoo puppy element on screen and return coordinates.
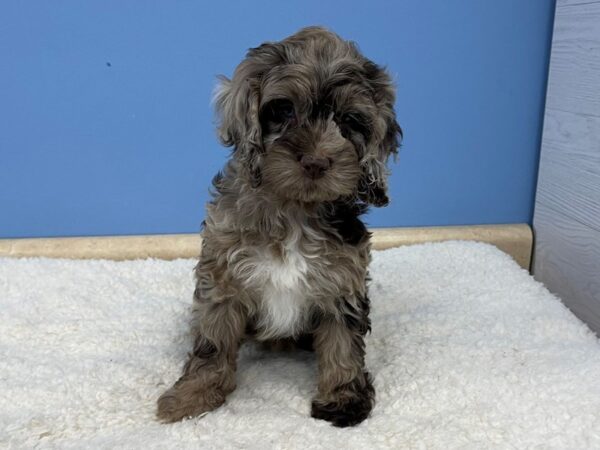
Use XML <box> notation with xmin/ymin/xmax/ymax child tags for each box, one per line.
<box><xmin>157</xmin><ymin>26</ymin><xmax>401</xmax><ymax>427</ymax></box>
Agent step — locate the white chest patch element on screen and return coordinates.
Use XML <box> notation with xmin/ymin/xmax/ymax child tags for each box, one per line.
<box><xmin>243</xmin><ymin>241</ymin><xmax>311</xmax><ymax>339</ymax></box>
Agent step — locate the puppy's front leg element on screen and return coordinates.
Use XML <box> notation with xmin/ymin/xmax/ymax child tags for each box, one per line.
<box><xmin>311</xmin><ymin>299</ymin><xmax>375</xmax><ymax>427</ymax></box>
<box><xmin>157</xmin><ymin>301</ymin><xmax>245</xmax><ymax>423</ymax></box>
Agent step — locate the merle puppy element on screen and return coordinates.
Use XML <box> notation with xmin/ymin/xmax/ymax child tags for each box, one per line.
<box><xmin>157</xmin><ymin>26</ymin><xmax>401</xmax><ymax>427</ymax></box>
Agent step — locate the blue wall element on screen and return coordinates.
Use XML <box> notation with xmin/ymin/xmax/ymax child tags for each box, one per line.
<box><xmin>0</xmin><ymin>1</ymin><xmax>555</xmax><ymax>238</ymax></box>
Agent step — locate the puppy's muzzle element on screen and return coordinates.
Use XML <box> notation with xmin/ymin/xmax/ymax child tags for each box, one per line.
<box><xmin>299</xmin><ymin>154</ymin><xmax>331</xmax><ymax>180</ymax></box>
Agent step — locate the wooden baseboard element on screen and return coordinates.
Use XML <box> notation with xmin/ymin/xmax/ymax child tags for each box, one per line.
<box><xmin>0</xmin><ymin>224</ymin><xmax>532</xmax><ymax>269</ymax></box>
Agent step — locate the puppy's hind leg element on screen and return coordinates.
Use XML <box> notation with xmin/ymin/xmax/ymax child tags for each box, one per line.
<box><xmin>157</xmin><ymin>300</ymin><xmax>245</xmax><ymax>423</ymax></box>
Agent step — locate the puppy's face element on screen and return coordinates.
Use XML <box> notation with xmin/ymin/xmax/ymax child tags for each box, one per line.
<box><xmin>215</xmin><ymin>27</ymin><xmax>401</xmax><ymax>206</ymax></box>
<box><xmin>259</xmin><ymin>92</ymin><xmax>362</xmax><ymax>203</ymax></box>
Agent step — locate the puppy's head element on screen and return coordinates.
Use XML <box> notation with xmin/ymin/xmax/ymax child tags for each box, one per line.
<box><xmin>214</xmin><ymin>26</ymin><xmax>401</xmax><ymax>206</ymax></box>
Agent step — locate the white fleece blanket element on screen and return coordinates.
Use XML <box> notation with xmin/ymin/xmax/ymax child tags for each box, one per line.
<box><xmin>1</xmin><ymin>241</ymin><xmax>600</xmax><ymax>449</ymax></box>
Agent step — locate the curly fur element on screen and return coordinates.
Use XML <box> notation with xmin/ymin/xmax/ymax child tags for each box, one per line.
<box><xmin>157</xmin><ymin>26</ymin><xmax>401</xmax><ymax>427</ymax></box>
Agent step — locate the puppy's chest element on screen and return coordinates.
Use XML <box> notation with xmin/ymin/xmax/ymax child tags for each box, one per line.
<box><xmin>242</xmin><ymin>239</ymin><xmax>322</xmax><ymax>339</ymax></box>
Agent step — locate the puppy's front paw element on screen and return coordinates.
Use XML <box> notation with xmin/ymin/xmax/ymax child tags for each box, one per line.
<box><xmin>311</xmin><ymin>376</ymin><xmax>375</xmax><ymax>427</ymax></box>
<box><xmin>156</xmin><ymin>379</ymin><xmax>227</xmax><ymax>423</ymax></box>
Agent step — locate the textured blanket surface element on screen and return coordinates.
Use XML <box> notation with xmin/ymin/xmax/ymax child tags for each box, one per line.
<box><xmin>1</xmin><ymin>241</ymin><xmax>600</xmax><ymax>449</ymax></box>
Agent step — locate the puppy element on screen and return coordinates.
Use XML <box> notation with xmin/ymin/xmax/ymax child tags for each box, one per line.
<box><xmin>157</xmin><ymin>26</ymin><xmax>401</xmax><ymax>427</ymax></box>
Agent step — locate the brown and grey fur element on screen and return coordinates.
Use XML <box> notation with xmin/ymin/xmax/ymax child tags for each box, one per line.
<box><xmin>157</xmin><ymin>26</ymin><xmax>401</xmax><ymax>427</ymax></box>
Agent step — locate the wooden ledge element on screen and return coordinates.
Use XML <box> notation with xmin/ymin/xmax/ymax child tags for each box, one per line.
<box><xmin>0</xmin><ymin>224</ymin><xmax>532</xmax><ymax>270</ymax></box>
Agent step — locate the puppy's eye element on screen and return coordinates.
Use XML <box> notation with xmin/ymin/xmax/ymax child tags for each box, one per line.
<box><xmin>341</xmin><ymin>113</ymin><xmax>370</xmax><ymax>138</ymax></box>
<box><xmin>263</xmin><ymin>99</ymin><xmax>296</xmax><ymax>124</ymax></box>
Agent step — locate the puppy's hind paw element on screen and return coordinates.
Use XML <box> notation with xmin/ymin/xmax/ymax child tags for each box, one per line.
<box><xmin>156</xmin><ymin>381</ymin><xmax>226</xmax><ymax>423</ymax></box>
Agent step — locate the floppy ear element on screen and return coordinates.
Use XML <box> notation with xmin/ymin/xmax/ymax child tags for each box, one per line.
<box><xmin>358</xmin><ymin>62</ymin><xmax>402</xmax><ymax>207</ymax></box>
<box><xmin>213</xmin><ymin>62</ymin><xmax>264</xmax><ymax>187</ymax></box>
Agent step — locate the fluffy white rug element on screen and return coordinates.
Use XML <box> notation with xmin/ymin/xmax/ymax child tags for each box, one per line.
<box><xmin>2</xmin><ymin>241</ymin><xmax>600</xmax><ymax>449</ymax></box>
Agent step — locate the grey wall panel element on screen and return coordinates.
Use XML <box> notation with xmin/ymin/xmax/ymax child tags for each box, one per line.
<box><xmin>533</xmin><ymin>0</ymin><xmax>600</xmax><ymax>335</ymax></box>
<box><xmin>533</xmin><ymin>204</ymin><xmax>600</xmax><ymax>333</ymax></box>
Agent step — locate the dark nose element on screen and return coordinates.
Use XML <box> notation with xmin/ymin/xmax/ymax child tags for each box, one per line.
<box><xmin>299</xmin><ymin>154</ymin><xmax>331</xmax><ymax>179</ymax></box>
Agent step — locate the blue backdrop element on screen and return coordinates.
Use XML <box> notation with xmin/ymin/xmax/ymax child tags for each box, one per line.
<box><xmin>0</xmin><ymin>1</ymin><xmax>556</xmax><ymax>238</ymax></box>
